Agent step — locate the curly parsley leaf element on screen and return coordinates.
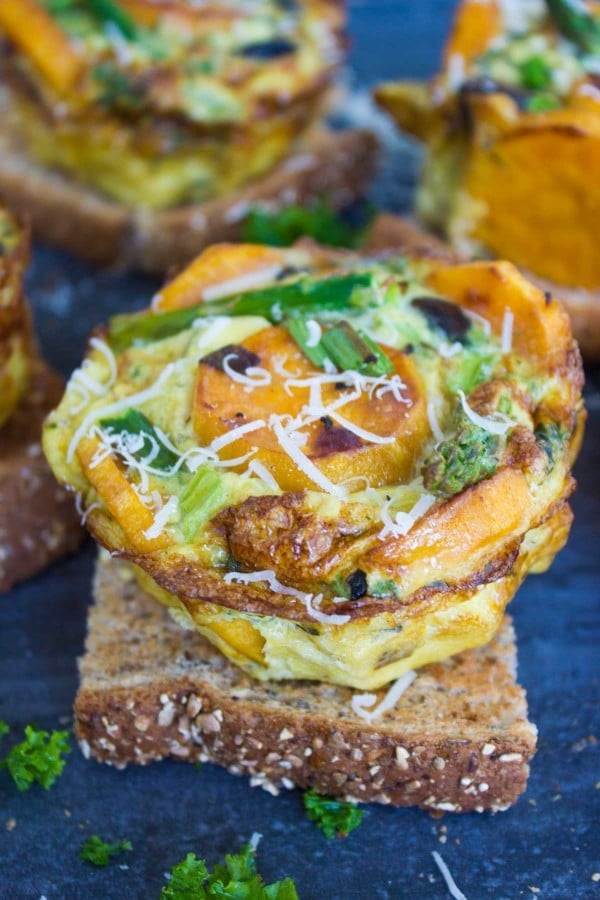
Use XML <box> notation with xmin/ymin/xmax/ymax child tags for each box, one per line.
<box><xmin>242</xmin><ymin>199</ymin><xmax>372</xmax><ymax>249</ymax></box>
<box><xmin>0</xmin><ymin>725</ymin><xmax>70</xmax><ymax>791</ymax></box>
<box><xmin>303</xmin><ymin>789</ymin><xmax>364</xmax><ymax>839</ymax></box>
<box><xmin>80</xmin><ymin>834</ymin><xmax>132</xmax><ymax>867</ymax></box>
<box><xmin>0</xmin><ymin>720</ymin><xmax>9</xmax><ymax>739</ymax></box>
<box><xmin>160</xmin><ymin>844</ymin><xmax>298</xmax><ymax>899</ymax></box>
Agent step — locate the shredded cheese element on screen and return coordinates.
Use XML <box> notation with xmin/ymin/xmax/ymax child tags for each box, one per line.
<box><xmin>463</xmin><ymin>309</ymin><xmax>491</xmax><ymax>336</ymax></box>
<box><xmin>224</xmin><ymin>569</ymin><xmax>350</xmax><ymax>625</ymax></box>
<box><xmin>202</xmin><ymin>266</ymin><xmax>283</xmax><ymax>302</ymax></box>
<box><xmin>67</xmin><ymin>362</ymin><xmax>182</xmax><ymax>463</ymax></box>
<box><xmin>305</xmin><ymin>319</ymin><xmax>322</xmax><ymax>347</ymax></box>
<box><xmin>427</xmin><ymin>400</ymin><xmax>445</xmax><ymax>444</ymax></box>
<box><xmin>245</xmin><ymin>459</ymin><xmax>280</xmax><ymax>491</ymax></box>
<box><xmin>222</xmin><ymin>354</ymin><xmax>272</xmax><ymax>390</ymax></box>
<box><xmin>501</xmin><ymin>307</ymin><xmax>514</xmax><ymax>355</ymax></box>
<box><xmin>438</xmin><ymin>341</ymin><xmax>463</xmax><ymax>358</ymax></box>
<box><xmin>351</xmin><ymin>671</ymin><xmax>417</xmax><ymax>723</ymax></box>
<box><xmin>269</xmin><ymin>414</ymin><xmax>348</xmax><ymax>498</ymax></box>
<box><xmin>143</xmin><ymin>496</ymin><xmax>179</xmax><ymax>540</ymax></box>
<box><xmin>457</xmin><ymin>390</ymin><xmax>516</xmax><ymax>436</ymax></box>
<box><xmin>431</xmin><ymin>852</ymin><xmax>468</xmax><ymax>900</ymax></box>
<box><xmin>378</xmin><ymin>493</ymin><xmax>436</xmax><ymax>540</ymax></box>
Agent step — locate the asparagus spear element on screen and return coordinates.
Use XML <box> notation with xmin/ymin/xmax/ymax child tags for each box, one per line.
<box><xmin>109</xmin><ymin>272</ymin><xmax>375</xmax><ymax>352</ymax></box>
<box><xmin>546</xmin><ymin>0</ymin><xmax>600</xmax><ymax>54</ymax></box>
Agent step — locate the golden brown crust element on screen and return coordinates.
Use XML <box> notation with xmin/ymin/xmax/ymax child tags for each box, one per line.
<box><xmin>74</xmin><ymin>555</ymin><xmax>537</xmax><ymax>812</ymax></box>
<box><xmin>0</xmin><ymin>359</ymin><xmax>83</xmax><ymax>592</ymax></box>
<box><xmin>0</xmin><ymin>128</ymin><xmax>378</xmax><ymax>272</ymax></box>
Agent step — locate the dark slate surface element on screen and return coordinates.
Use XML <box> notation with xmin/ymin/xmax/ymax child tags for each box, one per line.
<box><xmin>1</xmin><ymin>2</ymin><xmax>599</xmax><ymax>898</ymax></box>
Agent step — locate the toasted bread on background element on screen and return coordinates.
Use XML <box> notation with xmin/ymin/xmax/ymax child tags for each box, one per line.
<box><xmin>0</xmin><ymin>128</ymin><xmax>377</xmax><ymax>272</ymax></box>
<box><xmin>75</xmin><ymin>555</ymin><xmax>537</xmax><ymax>813</ymax></box>
<box><xmin>365</xmin><ymin>213</ymin><xmax>600</xmax><ymax>361</ymax></box>
<box><xmin>0</xmin><ymin>359</ymin><xmax>82</xmax><ymax>592</ymax></box>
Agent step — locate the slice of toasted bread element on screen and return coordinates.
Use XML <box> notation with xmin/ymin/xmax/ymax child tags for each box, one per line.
<box><xmin>75</xmin><ymin>554</ymin><xmax>537</xmax><ymax>813</ymax></box>
<box><xmin>0</xmin><ymin>359</ymin><xmax>82</xmax><ymax>592</ymax></box>
<box><xmin>365</xmin><ymin>213</ymin><xmax>600</xmax><ymax>362</ymax></box>
<box><xmin>0</xmin><ymin>128</ymin><xmax>377</xmax><ymax>273</ymax></box>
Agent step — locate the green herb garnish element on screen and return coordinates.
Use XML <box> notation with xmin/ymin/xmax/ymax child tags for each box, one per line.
<box><xmin>546</xmin><ymin>0</ymin><xmax>600</xmax><ymax>53</ymax></box>
<box><xmin>0</xmin><ymin>724</ymin><xmax>70</xmax><ymax>791</ymax></box>
<box><xmin>242</xmin><ymin>199</ymin><xmax>371</xmax><ymax>248</ymax></box>
<box><xmin>520</xmin><ymin>55</ymin><xmax>553</xmax><ymax>90</ymax></box>
<box><xmin>83</xmin><ymin>0</ymin><xmax>138</xmax><ymax>40</ymax></box>
<box><xmin>179</xmin><ymin>465</ymin><xmax>227</xmax><ymax>541</ymax></box>
<box><xmin>109</xmin><ymin>272</ymin><xmax>376</xmax><ymax>352</ymax></box>
<box><xmin>92</xmin><ymin>62</ymin><xmax>144</xmax><ymax>111</ymax></box>
<box><xmin>303</xmin><ymin>789</ymin><xmax>364</xmax><ymax>839</ymax></box>
<box><xmin>160</xmin><ymin>844</ymin><xmax>298</xmax><ymax>899</ymax></box>
<box><xmin>100</xmin><ymin>408</ymin><xmax>180</xmax><ymax>472</ymax></box>
<box><xmin>80</xmin><ymin>835</ymin><xmax>132</xmax><ymax>867</ymax></box>
<box><xmin>525</xmin><ymin>92</ymin><xmax>562</xmax><ymax>112</ymax></box>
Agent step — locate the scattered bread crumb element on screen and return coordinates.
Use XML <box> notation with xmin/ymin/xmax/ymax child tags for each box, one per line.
<box><xmin>6</xmin><ymin>818</ymin><xmax>16</xmax><ymax>832</ymax></box>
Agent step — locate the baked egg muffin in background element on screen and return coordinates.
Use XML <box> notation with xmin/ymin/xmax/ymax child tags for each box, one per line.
<box><xmin>0</xmin><ymin>202</ymin><xmax>82</xmax><ymax>591</ymax></box>
<box><xmin>376</xmin><ymin>0</ymin><xmax>600</xmax><ymax>360</ymax></box>
<box><xmin>0</xmin><ymin>204</ymin><xmax>31</xmax><ymax>428</ymax></box>
<box><xmin>0</xmin><ymin>0</ymin><xmax>345</xmax><ymax>210</ymax></box>
<box><xmin>43</xmin><ymin>240</ymin><xmax>585</xmax><ymax>689</ymax></box>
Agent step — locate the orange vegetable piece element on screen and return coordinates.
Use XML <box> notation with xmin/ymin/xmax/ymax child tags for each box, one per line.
<box><xmin>193</xmin><ymin>325</ymin><xmax>429</xmax><ymax>492</ymax></box>
<box><xmin>153</xmin><ymin>244</ymin><xmax>286</xmax><ymax>311</ymax></box>
<box><xmin>0</xmin><ymin>0</ymin><xmax>82</xmax><ymax>94</ymax></box>
<box><xmin>443</xmin><ymin>0</ymin><xmax>502</xmax><ymax>66</ymax></box>
<box><xmin>425</xmin><ymin>260</ymin><xmax>572</xmax><ymax>368</ymax></box>
<box><xmin>76</xmin><ymin>436</ymin><xmax>170</xmax><ymax>553</ymax></box>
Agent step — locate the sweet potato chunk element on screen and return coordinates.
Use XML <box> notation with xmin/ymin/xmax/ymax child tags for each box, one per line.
<box><xmin>193</xmin><ymin>325</ymin><xmax>429</xmax><ymax>491</ymax></box>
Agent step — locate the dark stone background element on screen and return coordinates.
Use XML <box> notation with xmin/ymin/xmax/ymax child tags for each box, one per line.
<box><xmin>1</xmin><ymin>2</ymin><xmax>599</xmax><ymax>897</ymax></box>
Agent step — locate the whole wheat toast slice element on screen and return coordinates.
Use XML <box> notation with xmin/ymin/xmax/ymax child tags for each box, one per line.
<box><xmin>365</xmin><ymin>212</ymin><xmax>600</xmax><ymax>362</ymax></box>
<box><xmin>0</xmin><ymin>359</ymin><xmax>82</xmax><ymax>592</ymax></box>
<box><xmin>0</xmin><ymin>128</ymin><xmax>377</xmax><ymax>273</ymax></box>
<box><xmin>75</xmin><ymin>555</ymin><xmax>537</xmax><ymax>813</ymax></box>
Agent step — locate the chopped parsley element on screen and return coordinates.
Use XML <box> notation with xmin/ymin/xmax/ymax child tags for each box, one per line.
<box><xmin>303</xmin><ymin>789</ymin><xmax>364</xmax><ymax>839</ymax></box>
<box><xmin>160</xmin><ymin>843</ymin><xmax>298</xmax><ymax>899</ymax></box>
<box><xmin>0</xmin><ymin>724</ymin><xmax>70</xmax><ymax>791</ymax></box>
<box><xmin>80</xmin><ymin>834</ymin><xmax>133</xmax><ymax>867</ymax></box>
<box><xmin>242</xmin><ymin>199</ymin><xmax>372</xmax><ymax>248</ymax></box>
<box><xmin>519</xmin><ymin>55</ymin><xmax>552</xmax><ymax>90</ymax></box>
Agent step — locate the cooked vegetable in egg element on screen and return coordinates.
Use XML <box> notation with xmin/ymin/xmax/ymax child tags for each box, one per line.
<box><xmin>43</xmin><ymin>241</ymin><xmax>585</xmax><ymax>689</ymax></box>
<box><xmin>0</xmin><ymin>0</ymin><xmax>345</xmax><ymax>209</ymax></box>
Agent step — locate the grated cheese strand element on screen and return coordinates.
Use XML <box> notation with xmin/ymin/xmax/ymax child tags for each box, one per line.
<box><xmin>351</xmin><ymin>671</ymin><xmax>417</xmax><ymax>723</ymax></box>
<box><xmin>223</xmin><ymin>569</ymin><xmax>350</xmax><ymax>625</ymax></box>
<box><xmin>202</xmin><ymin>266</ymin><xmax>283</xmax><ymax>301</ymax></box>
<box><xmin>67</xmin><ymin>362</ymin><xmax>182</xmax><ymax>462</ymax></box>
<box><xmin>427</xmin><ymin>400</ymin><xmax>445</xmax><ymax>443</ymax></box>
<box><xmin>269</xmin><ymin>415</ymin><xmax>348</xmax><ymax>498</ymax></box>
<box><xmin>222</xmin><ymin>354</ymin><xmax>272</xmax><ymax>389</ymax></box>
<box><xmin>457</xmin><ymin>390</ymin><xmax>516</xmax><ymax>436</ymax></box>
<box><xmin>501</xmin><ymin>307</ymin><xmax>514</xmax><ymax>355</ymax></box>
<box><xmin>431</xmin><ymin>852</ymin><xmax>468</xmax><ymax>900</ymax></box>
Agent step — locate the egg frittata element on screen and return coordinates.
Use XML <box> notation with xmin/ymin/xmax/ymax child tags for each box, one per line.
<box><xmin>0</xmin><ymin>0</ymin><xmax>344</xmax><ymax>209</ymax></box>
<box><xmin>44</xmin><ymin>242</ymin><xmax>584</xmax><ymax>689</ymax></box>
<box><xmin>0</xmin><ymin>206</ymin><xmax>31</xmax><ymax>428</ymax></box>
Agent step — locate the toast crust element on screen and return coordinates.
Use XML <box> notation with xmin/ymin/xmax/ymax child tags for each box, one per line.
<box><xmin>75</xmin><ymin>555</ymin><xmax>537</xmax><ymax>813</ymax></box>
<box><xmin>0</xmin><ymin>359</ymin><xmax>82</xmax><ymax>591</ymax></box>
<box><xmin>0</xmin><ymin>128</ymin><xmax>378</xmax><ymax>272</ymax></box>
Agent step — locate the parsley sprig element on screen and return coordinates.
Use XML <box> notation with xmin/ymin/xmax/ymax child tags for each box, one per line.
<box><xmin>80</xmin><ymin>834</ymin><xmax>133</xmax><ymax>867</ymax></box>
<box><xmin>242</xmin><ymin>199</ymin><xmax>372</xmax><ymax>248</ymax></box>
<box><xmin>0</xmin><ymin>721</ymin><xmax>70</xmax><ymax>791</ymax></box>
<box><xmin>161</xmin><ymin>843</ymin><xmax>298</xmax><ymax>899</ymax></box>
<box><xmin>303</xmin><ymin>789</ymin><xmax>364</xmax><ymax>839</ymax></box>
